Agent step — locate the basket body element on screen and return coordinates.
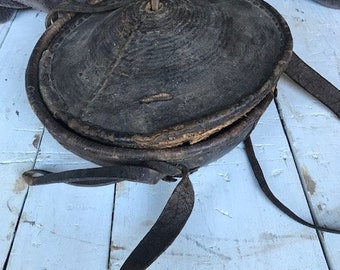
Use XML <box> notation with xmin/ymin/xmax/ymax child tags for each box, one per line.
<box><xmin>26</xmin><ymin>0</ymin><xmax>292</xmax><ymax>172</ymax></box>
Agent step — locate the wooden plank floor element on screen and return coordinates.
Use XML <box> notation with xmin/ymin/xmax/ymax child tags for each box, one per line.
<box><xmin>0</xmin><ymin>1</ymin><xmax>339</xmax><ymax>269</ymax></box>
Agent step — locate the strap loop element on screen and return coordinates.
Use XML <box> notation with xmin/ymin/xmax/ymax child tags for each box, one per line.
<box><xmin>23</xmin><ymin>164</ymin><xmax>170</xmax><ymax>186</ymax></box>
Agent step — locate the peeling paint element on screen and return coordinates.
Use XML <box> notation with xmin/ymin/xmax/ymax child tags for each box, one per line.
<box><xmin>215</xmin><ymin>208</ymin><xmax>232</xmax><ymax>218</ymax></box>
<box><xmin>259</xmin><ymin>232</ymin><xmax>315</xmax><ymax>241</ymax></box>
<box><xmin>13</xmin><ymin>177</ymin><xmax>27</xmax><ymax>193</ymax></box>
<box><xmin>317</xmin><ymin>204</ymin><xmax>326</xmax><ymax>211</ymax></box>
<box><xmin>306</xmin><ymin>150</ymin><xmax>323</xmax><ymax>161</ymax></box>
<box><xmin>218</xmin><ymin>172</ymin><xmax>230</xmax><ymax>182</ymax></box>
<box><xmin>185</xmin><ymin>235</ymin><xmax>232</xmax><ymax>261</ymax></box>
<box><xmin>141</xmin><ymin>219</ymin><xmax>154</xmax><ymax>226</ymax></box>
<box><xmin>310</xmin><ymin>112</ymin><xmax>329</xmax><ymax>117</ymax></box>
<box><xmin>6</xmin><ymin>197</ymin><xmax>19</xmax><ymax>214</ymax></box>
<box><xmin>20</xmin><ymin>213</ymin><xmax>39</xmax><ymax>227</ymax></box>
<box><xmin>111</xmin><ymin>244</ymin><xmax>125</xmax><ymax>250</ymax></box>
<box><xmin>6</xmin><ymin>233</ymin><xmax>12</xmax><ymax>241</ymax></box>
<box><xmin>271</xmin><ymin>169</ymin><xmax>283</xmax><ymax>177</ymax></box>
<box><xmin>32</xmin><ymin>134</ymin><xmax>41</xmax><ymax>149</ymax></box>
<box><xmin>301</xmin><ymin>167</ymin><xmax>316</xmax><ymax>195</ymax></box>
<box><xmin>115</xmin><ymin>182</ymin><xmax>128</xmax><ymax>198</ymax></box>
<box><xmin>22</xmin><ymin>219</ymin><xmax>36</xmax><ymax>226</ymax></box>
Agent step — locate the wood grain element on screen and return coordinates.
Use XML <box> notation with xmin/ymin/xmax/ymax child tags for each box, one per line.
<box><xmin>0</xmin><ymin>1</ymin><xmax>339</xmax><ymax>269</ymax></box>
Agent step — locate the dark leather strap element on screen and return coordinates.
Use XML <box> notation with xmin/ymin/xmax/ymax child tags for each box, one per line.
<box><xmin>121</xmin><ymin>172</ymin><xmax>194</xmax><ymax>270</ymax></box>
<box><xmin>23</xmin><ymin>164</ymin><xmax>194</xmax><ymax>270</ymax></box>
<box><xmin>244</xmin><ymin>136</ymin><xmax>340</xmax><ymax>234</ymax></box>
<box><xmin>22</xmin><ymin>160</ymin><xmax>184</xmax><ymax>186</ymax></box>
<box><xmin>23</xmin><ymin>165</ymin><xmax>166</xmax><ymax>186</ymax></box>
<box><xmin>285</xmin><ymin>52</ymin><xmax>340</xmax><ymax>119</ymax></box>
<box><xmin>0</xmin><ymin>0</ymin><xmax>28</xmax><ymax>9</ymax></box>
<box><xmin>24</xmin><ymin>4</ymin><xmax>340</xmax><ymax>265</ymax></box>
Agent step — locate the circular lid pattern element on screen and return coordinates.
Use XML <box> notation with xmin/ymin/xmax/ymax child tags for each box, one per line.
<box><xmin>35</xmin><ymin>0</ymin><xmax>292</xmax><ymax>148</ymax></box>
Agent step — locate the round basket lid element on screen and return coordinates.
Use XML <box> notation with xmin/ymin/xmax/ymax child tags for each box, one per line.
<box><xmin>31</xmin><ymin>0</ymin><xmax>292</xmax><ymax>149</ymax></box>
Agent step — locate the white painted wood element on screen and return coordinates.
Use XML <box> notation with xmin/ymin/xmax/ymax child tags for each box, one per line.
<box><xmin>110</xmin><ymin>103</ymin><xmax>328</xmax><ymax>269</ymax></box>
<box><xmin>265</xmin><ymin>0</ymin><xmax>340</xmax><ymax>268</ymax></box>
<box><xmin>0</xmin><ymin>10</ymin><xmax>45</xmax><ymax>268</ymax></box>
<box><xmin>1</xmin><ymin>1</ymin><xmax>339</xmax><ymax>270</ymax></box>
<box><xmin>6</xmin><ymin>130</ymin><xmax>115</xmax><ymax>270</ymax></box>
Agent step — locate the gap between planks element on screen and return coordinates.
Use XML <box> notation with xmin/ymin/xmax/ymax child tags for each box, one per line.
<box><xmin>274</xmin><ymin>96</ymin><xmax>332</xmax><ymax>269</ymax></box>
<box><xmin>2</xmin><ymin>128</ymin><xmax>45</xmax><ymax>270</ymax></box>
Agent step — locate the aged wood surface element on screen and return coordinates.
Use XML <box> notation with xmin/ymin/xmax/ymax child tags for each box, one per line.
<box><xmin>110</xmin><ymin>102</ymin><xmax>329</xmax><ymax>270</ymax></box>
<box><xmin>268</xmin><ymin>0</ymin><xmax>340</xmax><ymax>268</ymax></box>
<box><xmin>0</xmin><ymin>11</ymin><xmax>44</xmax><ymax>268</ymax></box>
<box><xmin>0</xmin><ymin>1</ymin><xmax>339</xmax><ymax>269</ymax></box>
<box><xmin>6</xmin><ymin>132</ymin><xmax>115</xmax><ymax>269</ymax></box>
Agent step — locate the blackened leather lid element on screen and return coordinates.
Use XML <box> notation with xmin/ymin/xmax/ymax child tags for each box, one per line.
<box><xmin>36</xmin><ymin>0</ymin><xmax>292</xmax><ymax>148</ymax></box>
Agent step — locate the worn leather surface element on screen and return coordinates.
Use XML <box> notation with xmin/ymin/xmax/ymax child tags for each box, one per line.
<box><xmin>0</xmin><ymin>0</ymin><xmax>28</xmax><ymax>23</ymax></box>
<box><xmin>120</xmin><ymin>173</ymin><xmax>194</xmax><ymax>270</ymax></box>
<box><xmin>0</xmin><ymin>0</ymin><xmax>29</xmax><ymax>9</ymax></box>
<box><xmin>37</xmin><ymin>0</ymin><xmax>292</xmax><ymax>148</ymax></box>
<box><xmin>27</xmin><ymin>67</ymin><xmax>273</xmax><ymax>172</ymax></box>
<box><xmin>22</xmin><ymin>94</ymin><xmax>273</xmax><ymax>187</ymax></box>
<box><xmin>0</xmin><ymin>0</ymin><xmax>61</xmax><ymax>11</ymax></box>
<box><xmin>0</xmin><ymin>7</ymin><xmax>15</xmax><ymax>23</ymax></box>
